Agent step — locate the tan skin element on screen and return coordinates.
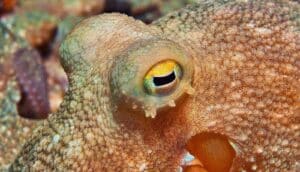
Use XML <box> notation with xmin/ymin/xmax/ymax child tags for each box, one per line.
<box><xmin>5</xmin><ymin>0</ymin><xmax>300</xmax><ymax>171</ymax></box>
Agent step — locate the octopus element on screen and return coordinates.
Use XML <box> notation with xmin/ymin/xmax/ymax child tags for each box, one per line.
<box><xmin>3</xmin><ymin>0</ymin><xmax>300</xmax><ymax>171</ymax></box>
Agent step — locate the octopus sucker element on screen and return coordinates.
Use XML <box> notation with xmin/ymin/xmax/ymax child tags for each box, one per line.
<box><xmin>5</xmin><ymin>0</ymin><xmax>299</xmax><ymax>171</ymax></box>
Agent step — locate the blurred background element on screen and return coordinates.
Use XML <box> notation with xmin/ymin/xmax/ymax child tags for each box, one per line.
<box><xmin>0</xmin><ymin>0</ymin><xmax>198</xmax><ymax>119</ymax></box>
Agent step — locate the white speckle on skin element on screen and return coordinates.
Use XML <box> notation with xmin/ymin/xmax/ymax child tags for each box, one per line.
<box><xmin>229</xmin><ymin>107</ymin><xmax>247</xmax><ymax>115</ymax></box>
<box><xmin>232</xmin><ymin>52</ymin><xmax>246</xmax><ymax>61</ymax></box>
<box><xmin>206</xmin><ymin>120</ymin><xmax>217</xmax><ymax>127</ymax></box>
<box><xmin>70</xmin><ymin>100</ymin><xmax>77</xmax><ymax>109</ymax></box>
<box><xmin>139</xmin><ymin>163</ymin><xmax>147</xmax><ymax>171</ymax></box>
<box><xmin>230</xmin><ymin>80</ymin><xmax>241</xmax><ymax>87</ymax></box>
<box><xmin>237</xmin><ymin>133</ymin><xmax>248</xmax><ymax>141</ymax></box>
<box><xmin>85</xmin><ymin>132</ymin><xmax>94</xmax><ymax>141</ymax></box>
<box><xmin>83</xmin><ymin>91</ymin><xmax>93</xmax><ymax>100</ymax></box>
<box><xmin>32</xmin><ymin>160</ymin><xmax>42</xmax><ymax>169</ymax></box>
<box><xmin>108</xmin><ymin>148</ymin><xmax>113</xmax><ymax>154</ymax></box>
<box><xmin>52</xmin><ymin>134</ymin><xmax>60</xmax><ymax>143</ymax></box>
<box><xmin>251</xmin><ymin>164</ymin><xmax>258</xmax><ymax>171</ymax></box>
<box><xmin>96</xmin><ymin>115</ymin><xmax>102</xmax><ymax>123</ymax></box>
<box><xmin>254</xmin><ymin>145</ymin><xmax>264</xmax><ymax>154</ymax></box>
<box><xmin>66</xmin><ymin>139</ymin><xmax>82</xmax><ymax>157</ymax></box>
<box><xmin>255</xmin><ymin>27</ymin><xmax>272</xmax><ymax>35</ymax></box>
<box><xmin>281</xmin><ymin>139</ymin><xmax>289</xmax><ymax>146</ymax></box>
<box><xmin>147</xmin><ymin>150</ymin><xmax>152</xmax><ymax>154</ymax></box>
<box><xmin>249</xmin><ymin>156</ymin><xmax>256</xmax><ymax>162</ymax></box>
<box><xmin>23</xmin><ymin>127</ymin><xmax>30</xmax><ymax>134</ymax></box>
<box><xmin>231</xmin><ymin>92</ymin><xmax>241</xmax><ymax>100</ymax></box>
<box><xmin>246</xmin><ymin>23</ymin><xmax>255</xmax><ymax>28</ymax></box>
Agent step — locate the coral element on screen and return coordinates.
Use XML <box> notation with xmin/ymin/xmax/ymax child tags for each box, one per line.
<box><xmin>0</xmin><ymin>11</ymin><xmax>51</xmax><ymax>168</ymax></box>
<box><xmin>4</xmin><ymin>0</ymin><xmax>300</xmax><ymax>171</ymax></box>
<box><xmin>12</xmin><ymin>48</ymin><xmax>50</xmax><ymax>118</ymax></box>
<box><xmin>0</xmin><ymin>55</ymin><xmax>36</xmax><ymax>169</ymax></box>
<box><xmin>0</xmin><ymin>12</ymin><xmax>52</xmax><ymax>118</ymax></box>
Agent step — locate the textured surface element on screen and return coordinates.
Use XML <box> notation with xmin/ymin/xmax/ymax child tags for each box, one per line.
<box><xmin>0</xmin><ymin>10</ymin><xmax>51</xmax><ymax>168</ymax></box>
<box><xmin>7</xmin><ymin>0</ymin><xmax>300</xmax><ymax>171</ymax></box>
<box><xmin>0</xmin><ymin>49</ymin><xmax>37</xmax><ymax>169</ymax></box>
<box><xmin>0</xmin><ymin>12</ymin><xmax>52</xmax><ymax>119</ymax></box>
<box><xmin>12</xmin><ymin>48</ymin><xmax>50</xmax><ymax>118</ymax></box>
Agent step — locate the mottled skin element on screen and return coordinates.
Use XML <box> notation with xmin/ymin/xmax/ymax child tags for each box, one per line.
<box><xmin>9</xmin><ymin>0</ymin><xmax>299</xmax><ymax>171</ymax></box>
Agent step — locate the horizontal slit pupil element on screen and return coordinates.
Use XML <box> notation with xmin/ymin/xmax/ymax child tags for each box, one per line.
<box><xmin>153</xmin><ymin>71</ymin><xmax>176</xmax><ymax>86</ymax></box>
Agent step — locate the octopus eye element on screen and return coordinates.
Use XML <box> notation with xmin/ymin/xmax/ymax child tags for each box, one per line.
<box><xmin>144</xmin><ymin>60</ymin><xmax>182</xmax><ymax>95</ymax></box>
<box><xmin>111</xmin><ymin>40</ymin><xmax>194</xmax><ymax>118</ymax></box>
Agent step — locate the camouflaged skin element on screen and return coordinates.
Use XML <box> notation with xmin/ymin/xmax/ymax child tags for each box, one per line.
<box><xmin>5</xmin><ymin>0</ymin><xmax>300</xmax><ymax>171</ymax></box>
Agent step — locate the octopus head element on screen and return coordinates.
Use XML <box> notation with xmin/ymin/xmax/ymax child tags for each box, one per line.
<box><xmin>59</xmin><ymin>8</ymin><xmax>299</xmax><ymax>171</ymax></box>
<box><xmin>59</xmin><ymin>13</ymin><xmax>238</xmax><ymax>171</ymax></box>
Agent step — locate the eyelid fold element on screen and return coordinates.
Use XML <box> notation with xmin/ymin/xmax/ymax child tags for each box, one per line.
<box><xmin>110</xmin><ymin>39</ymin><xmax>195</xmax><ymax>118</ymax></box>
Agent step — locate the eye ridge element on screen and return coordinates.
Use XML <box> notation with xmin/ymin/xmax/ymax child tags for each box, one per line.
<box><xmin>153</xmin><ymin>70</ymin><xmax>176</xmax><ymax>87</ymax></box>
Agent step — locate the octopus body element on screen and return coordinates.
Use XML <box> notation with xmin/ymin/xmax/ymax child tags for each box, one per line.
<box><xmin>7</xmin><ymin>0</ymin><xmax>300</xmax><ymax>171</ymax></box>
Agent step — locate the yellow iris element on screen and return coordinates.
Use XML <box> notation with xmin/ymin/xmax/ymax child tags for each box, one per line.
<box><xmin>144</xmin><ymin>60</ymin><xmax>182</xmax><ymax>95</ymax></box>
<box><xmin>145</xmin><ymin>60</ymin><xmax>177</xmax><ymax>79</ymax></box>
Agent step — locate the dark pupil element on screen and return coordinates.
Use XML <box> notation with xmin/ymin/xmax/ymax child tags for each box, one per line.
<box><xmin>153</xmin><ymin>71</ymin><xmax>176</xmax><ymax>86</ymax></box>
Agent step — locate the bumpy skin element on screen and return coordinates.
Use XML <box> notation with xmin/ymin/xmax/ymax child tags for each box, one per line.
<box><xmin>10</xmin><ymin>0</ymin><xmax>299</xmax><ymax>171</ymax></box>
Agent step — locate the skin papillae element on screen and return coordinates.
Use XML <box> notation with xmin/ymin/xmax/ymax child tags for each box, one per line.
<box><xmin>7</xmin><ymin>0</ymin><xmax>299</xmax><ymax>171</ymax></box>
